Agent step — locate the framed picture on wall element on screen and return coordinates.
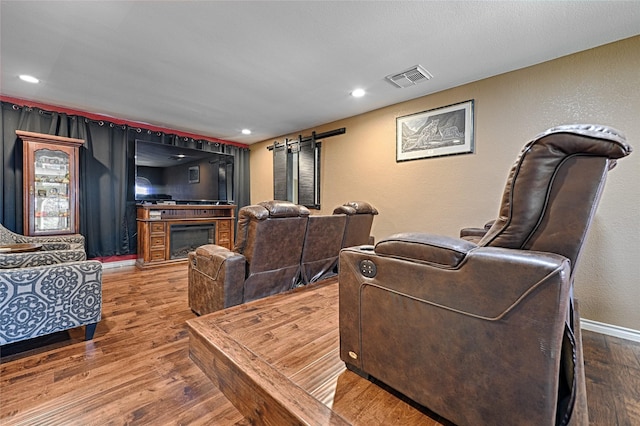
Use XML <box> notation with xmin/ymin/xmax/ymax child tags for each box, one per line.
<box><xmin>396</xmin><ymin>99</ymin><xmax>474</xmax><ymax>162</ymax></box>
<box><xmin>188</xmin><ymin>166</ymin><xmax>200</xmax><ymax>183</ymax></box>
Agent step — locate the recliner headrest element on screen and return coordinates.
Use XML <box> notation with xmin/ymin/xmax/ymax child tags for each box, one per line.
<box><xmin>258</xmin><ymin>200</ymin><xmax>310</xmax><ymax>218</ymax></box>
<box><xmin>333</xmin><ymin>201</ymin><xmax>378</xmax><ymax>215</ymax></box>
<box><xmin>234</xmin><ymin>201</ymin><xmax>310</xmax><ymax>254</ymax></box>
<box><xmin>479</xmin><ymin>124</ymin><xmax>631</xmax><ymax>251</ymax></box>
<box><xmin>530</xmin><ymin>124</ymin><xmax>631</xmax><ymax>159</ymax></box>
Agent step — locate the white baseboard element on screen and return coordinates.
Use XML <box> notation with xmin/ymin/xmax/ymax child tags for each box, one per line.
<box><xmin>100</xmin><ymin>259</ymin><xmax>137</xmax><ymax>269</ymax></box>
<box><xmin>581</xmin><ymin>318</ymin><xmax>640</xmax><ymax>343</ymax></box>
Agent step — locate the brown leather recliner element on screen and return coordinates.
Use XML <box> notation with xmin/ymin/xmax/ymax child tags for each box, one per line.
<box><xmin>298</xmin><ymin>201</ymin><xmax>379</xmax><ymax>285</ymax></box>
<box><xmin>299</xmin><ymin>213</ymin><xmax>347</xmax><ymax>285</ymax></box>
<box><xmin>188</xmin><ymin>200</ymin><xmax>309</xmax><ymax>315</ymax></box>
<box><xmin>339</xmin><ymin>125</ymin><xmax>632</xmax><ymax>426</ymax></box>
<box><xmin>333</xmin><ymin>201</ymin><xmax>378</xmax><ymax>247</ymax></box>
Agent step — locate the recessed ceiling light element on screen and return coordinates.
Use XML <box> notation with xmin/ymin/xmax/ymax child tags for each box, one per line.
<box><xmin>351</xmin><ymin>88</ymin><xmax>365</xmax><ymax>98</ymax></box>
<box><xmin>241</xmin><ymin>129</ymin><xmax>252</xmax><ymax>135</ymax></box>
<box><xmin>19</xmin><ymin>74</ymin><xmax>39</xmax><ymax>84</ymax></box>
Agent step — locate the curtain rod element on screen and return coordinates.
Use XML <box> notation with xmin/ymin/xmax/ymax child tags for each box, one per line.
<box><xmin>1</xmin><ymin>95</ymin><xmax>249</xmax><ymax>149</ymax></box>
<box><xmin>267</xmin><ymin>127</ymin><xmax>346</xmax><ymax>151</ymax></box>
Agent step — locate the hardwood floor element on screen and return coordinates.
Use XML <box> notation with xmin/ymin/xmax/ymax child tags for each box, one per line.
<box><xmin>0</xmin><ymin>263</ymin><xmax>245</xmax><ymax>425</ymax></box>
<box><xmin>1</xmin><ymin>263</ymin><xmax>639</xmax><ymax>425</ymax></box>
<box><xmin>188</xmin><ymin>279</ymin><xmax>452</xmax><ymax>425</ymax></box>
<box><xmin>582</xmin><ymin>330</ymin><xmax>640</xmax><ymax>425</ymax></box>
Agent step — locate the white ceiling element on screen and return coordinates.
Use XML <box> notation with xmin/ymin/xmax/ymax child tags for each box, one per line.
<box><xmin>1</xmin><ymin>1</ymin><xmax>639</xmax><ymax>145</ymax></box>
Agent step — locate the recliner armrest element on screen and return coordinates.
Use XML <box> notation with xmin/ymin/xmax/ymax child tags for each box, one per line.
<box><xmin>459</xmin><ymin>220</ymin><xmax>495</xmax><ymax>240</ymax></box>
<box><xmin>192</xmin><ymin>245</ymin><xmax>244</xmax><ymax>276</ymax></box>
<box><xmin>375</xmin><ymin>233</ymin><xmax>477</xmax><ymax>268</ymax></box>
<box><xmin>340</xmin><ymin>244</ymin><xmax>570</xmax><ymax>320</ymax></box>
<box><xmin>188</xmin><ymin>244</ymin><xmax>246</xmax><ymax>315</ymax></box>
<box><xmin>459</xmin><ymin>227</ymin><xmax>488</xmax><ymax>238</ymax></box>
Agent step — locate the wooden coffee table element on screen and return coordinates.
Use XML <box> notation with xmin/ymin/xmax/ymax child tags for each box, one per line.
<box><xmin>0</xmin><ymin>243</ymin><xmax>43</xmax><ymax>253</ymax></box>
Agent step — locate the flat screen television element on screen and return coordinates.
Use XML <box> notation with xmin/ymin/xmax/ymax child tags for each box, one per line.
<box><xmin>134</xmin><ymin>140</ymin><xmax>234</xmax><ymax>204</ymax></box>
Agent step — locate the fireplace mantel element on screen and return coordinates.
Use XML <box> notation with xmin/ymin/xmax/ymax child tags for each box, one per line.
<box><xmin>136</xmin><ymin>204</ymin><xmax>235</xmax><ymax>269</ymax></box>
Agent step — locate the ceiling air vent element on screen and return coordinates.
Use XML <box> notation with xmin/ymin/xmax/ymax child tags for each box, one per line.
<box><xmin>386</xmin><ymin>65</ymin><xmax>433</xmax><ymax>88</ymax></box>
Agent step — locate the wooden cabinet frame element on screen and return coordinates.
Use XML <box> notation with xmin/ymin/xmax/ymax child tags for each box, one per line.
<box><xmin>18</xmin><ymin>130</ymin><xmax>84</xmax><ymax>236</ymax></box>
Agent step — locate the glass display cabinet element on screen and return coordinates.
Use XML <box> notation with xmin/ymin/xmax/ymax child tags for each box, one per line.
<box><xmin>17</xmin><ymin>130</ymin><xmax>85</xmax><ymax>236</ymax></box>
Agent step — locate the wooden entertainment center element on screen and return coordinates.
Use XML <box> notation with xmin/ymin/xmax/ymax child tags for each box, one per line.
<box><xmin>136</xmin><ymin>204</ymin><xmax>235</xmax><ymax>269</ymax></box>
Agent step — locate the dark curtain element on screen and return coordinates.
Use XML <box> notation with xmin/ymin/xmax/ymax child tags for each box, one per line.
<box><xmin>226</xmin><ymin>144</ymin><xmax>250</xmax><ymax>209</ymax></box>
<box><xmin>1</xmin><ymin>101</ymin><xmax>250</xmax><ymax>258</ymax></box>
<box><xmin>1</xmin><ymin>103</ymin><xmax>24</xmax><ymax>231</ymax></box>
<box><xmin>1</xmin><ymin>104</ymin><xmax>131</xmax><ymax>257</ymax></box>
<box><xmin>78</xmin><ymin>121</ymin><xmax>132</xmax><ymax>258</ymax></box>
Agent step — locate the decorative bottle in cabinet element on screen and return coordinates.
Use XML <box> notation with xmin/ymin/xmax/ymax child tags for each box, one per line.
<box><xmin>18</xmin><ymin>130</ymin><xmax>84</xmax><ymax>236</ymax></box>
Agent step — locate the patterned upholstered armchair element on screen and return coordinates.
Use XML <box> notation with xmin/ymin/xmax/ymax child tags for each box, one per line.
<box><xmin>0</xmin><ymin>228</ymin><xmax>102</xmax><ymax>345</ymax></box>
<box><xmin>0</xmin><ymin>223</ymin><xmax>85</xmax><ymax>250</ymax></box>
<box><xmin>0</xmin><ymin>248</ymin><xmax>88</xmax><ymax>269</ymax></box>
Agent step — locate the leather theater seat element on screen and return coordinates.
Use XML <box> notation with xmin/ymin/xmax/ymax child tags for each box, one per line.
<box><xmin>338</xmin><ymin>124</ymin><xmax>632</xmax><ymax>426</ymax></box>
<box><xmin>334</xmin><ymin>201</ymin><xmax>378</xmax><ymax>247</ymax></box>
<box><xmin>188</xmin><ymin>200</ymin><xmax>310</xmax><ymax>315</ymax></box>
<box><xmin>189</xmin><ymin>199</ymin><xmax>379</xmax><ymax>315</ymax></box>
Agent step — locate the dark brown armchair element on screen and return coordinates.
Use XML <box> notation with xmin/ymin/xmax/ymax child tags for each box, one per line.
<box><xmin>296</xmin><ymin>201</ymin><xmax>378</xmax><ymax>284</ymax></box>
<box><xmin>188</xmin><ymin>200</ymin><xmax>309</xmax><ymax>315</ymax></box>
<box><xmin>333</xmin><ymin>201</ymin><xmax>378</xmax><ymax>247</ymax></box>
<box><xmin>299</xmin><ymin>214</ymin><xmax>347</xmax><ymax>285</ymax></box>
<box><xmin>339</xmin><ymin>125</ymin><xmax>631</xmax><ymax>426</ymax></box>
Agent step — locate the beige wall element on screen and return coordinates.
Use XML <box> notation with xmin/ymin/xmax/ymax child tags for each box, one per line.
<box><xmin>250</xmin><ymin>36</ymin><xmax>640</xmax><ymax>331</ymax></box>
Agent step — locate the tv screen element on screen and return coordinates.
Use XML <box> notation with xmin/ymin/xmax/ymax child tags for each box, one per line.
<box><xmin>134</xmin><ymin>140</ymin><xmax>234</xmax><ymax>204</ymax></box>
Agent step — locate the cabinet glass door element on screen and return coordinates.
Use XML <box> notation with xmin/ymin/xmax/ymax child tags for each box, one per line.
<box><xmin>32</xmin><ymin>148</ymin><xmax>72</xmax><ymax>233</ymax></box>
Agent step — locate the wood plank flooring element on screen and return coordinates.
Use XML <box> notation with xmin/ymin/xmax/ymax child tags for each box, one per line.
<box><xmin>1</xmin><ymin>263</ymin><xmax>639</xmax><ymax>425</ymax></box>
<box><xmin>188</xmin><ymin>279</ymin><xmax>450</xmax><ymax>425</ymax></box>
<box><xmin>0</xmin><ymin>264</ymin><xmax>245</xmax><ymax>425</ymax></box>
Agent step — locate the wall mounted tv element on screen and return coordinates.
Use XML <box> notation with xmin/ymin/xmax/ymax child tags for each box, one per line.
<box><xmin>134</xmin><ymin>140</ymin><xmax>234</xmax><ymax>204</ymax></box>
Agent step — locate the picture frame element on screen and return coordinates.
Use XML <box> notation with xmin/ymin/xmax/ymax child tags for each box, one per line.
<box><xmin>188</xmin><ymin>165</ymin><xmax>200</xmax><ymax>183</ymax></box>
<box><xmin>396</xmin><ymin>99</ymin><xmax>474</xmax><ymax>162</ymax></box>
